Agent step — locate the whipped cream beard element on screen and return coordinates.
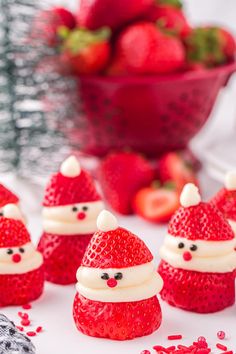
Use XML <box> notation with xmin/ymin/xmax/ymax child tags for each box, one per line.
<box><xmin>42</xmin><ymin>200</ymin><xmax>104</xmax><ymax>235</ymax></box>
<box><xmin>0</xmin><ymin>242</ymin><xmax>43</xmax><ymax>274</ymax></box>
<box><xmin>76</xmin><ymin>262</ymin><xmax>163</xmax><ymax>302</ymax></box>
<box><xmin>160</xmin><ymin>234</ymin><xmax>236</xmax><ymax>273</ymax></box>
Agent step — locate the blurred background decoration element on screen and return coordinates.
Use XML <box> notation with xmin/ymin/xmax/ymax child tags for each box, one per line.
<box><xmin>0</xmin><ymin>0</ymin><xmax>76</xmax><ymax>178</ymax></box>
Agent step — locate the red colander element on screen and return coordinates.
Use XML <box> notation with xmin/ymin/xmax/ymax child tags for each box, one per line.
<box><xmin>66</xmin><ymin>62</ymin><xmax>236</xmax><ymax>157</ymax></box>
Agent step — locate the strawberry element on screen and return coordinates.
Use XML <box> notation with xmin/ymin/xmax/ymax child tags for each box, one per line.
<box><xmin>0</xmin><ymin>208</ymin><xmax>44</xmax><ymax>306</ymax></box>
<box><xmin>158</xmin><ymin>187</ymin><xmax>235</xmax><ymax>313</ymax></box>
<box><xmin>37</xmin><ymin>233</ymin><xmax>93</xmax><ymax>285</ymax></box>
<box><xmin>73</xmin><ymin>293</ymin><xmax>162</xmax><ymax>340</ymax></box>
<box><xmin>184</xmin><ymin>27</ymin><xmax>236</xmax><ymax>68</ymax></box>
<box><xmin>39</xmin><ymin>156</ymin><xmax>103</xmax><ymax>285</ymax></box>
<box><xmin>115</xmin><ymin>22</ymin><xmax>185</xmax><ymax>74</ymax></box>
<box><xmin>98</xmin><ymin>152</ymin><xmax>154</xmax><ymax>215</ymax></box>
<box><xmin>74</xmin><ymin>211</ymin><xmax>163</xmax><ymax>339</ymax></box>
<box><xmin>0</xmin><ymin>266</ymin><xmax>44</xmax><ymax>306</ymax></box>
<box><xmin>144</xmin><ymin>2</ymin><xmax>191</xmax><ymax>38</ymax></box>
<box><xmin>32</xmin><ymin>7</ymin><xmax>76</xmax><ymax>47</ymax></box>
<box><xmin>0</xmin><ymin>184</ymin><xmax>19</xmax><ymax>208</ymax></box>
<box><xmin>158</xmin><ymin>151</ymin><xmax>199</xmax><ymax>192</ymax></box>
<box><xmin>133</xmin><ymin>186</ymin><xmax>179</xmax><ymax>222</ymax></box>
<box><xmin>158</xmin><ymin>260</ymin><xmax>235</xmax><ymax>313</ymax></box>
<box><xmin>78</xmin><ymin>0</ymin><xmax>153</xmax><ymax>31</ymax></box>
<box><xmin>60</xmin><ymin>27</ymin><xmax>111</xmax><ymax>75</ymax></box>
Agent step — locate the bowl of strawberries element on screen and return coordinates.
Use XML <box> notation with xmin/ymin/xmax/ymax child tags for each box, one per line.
<box><xmin>41</xmin><ymin>0</ymin><xmax>236</xmax><ymax>157</ymax></box>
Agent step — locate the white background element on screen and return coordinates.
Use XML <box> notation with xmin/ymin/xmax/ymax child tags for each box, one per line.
<box><xmin>2</xmin><ymin>1</ymin><xmax>236</xmax><ymax>353</ymax></box>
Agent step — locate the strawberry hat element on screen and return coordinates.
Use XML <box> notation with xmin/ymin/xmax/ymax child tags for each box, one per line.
<box><xmin>82</xmin><ymin>210</ymin><xmax>153</xmax><ymax>269</ymax></box>
<box><xmin>168</xmin><ymin>183</ymin><xmax>234</xmax><ymax>241</ymax></box>
<box><xmin>43</xmin><ymin>155</ymin><xmax>101</xmax><ymax>207</ymax></box>
<box><xmin>0</xmin><ymin>184</ymin><xmax>19</xmax><ymax>208</ymax></box>
<box><xmin>0</xmin><ymin>204</ymin><xmax>30</xmax><ymax>248</ymax></box>
<box><xmin>211</xmin><ymin>171</ymin><xmax>236</xmax><ymax>222</ymax></box>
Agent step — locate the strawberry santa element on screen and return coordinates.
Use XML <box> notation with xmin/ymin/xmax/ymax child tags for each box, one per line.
<box><xmin>38</xmin><ymin>155</ymin><xmax>104</xmax><ymax>285</ymax></box>
<box><xmin>158</xmin><ymin>183</ymin><xmax>236</xmax><ymax>313</ymax></box>
<box><xmin>73</xmin><ymin>210</ymin><xmax>163</xmax><ymax>340</ymax></box>
<box><xmin>211</xmin><ymin>171</ymin><xmax>236</xmax><ymax>235</ymax></box>
<box><xmin>0</xmin><ymin>204</ymin><xmax>44</xmax><ymax>306</ymax></box>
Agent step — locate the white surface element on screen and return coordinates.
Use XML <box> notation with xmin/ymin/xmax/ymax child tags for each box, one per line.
<box><xmin>0</xmin><ymin>172</ymin><xmax>236</xmax><ymax>354</ymax></box>
<box><xmin>2</xmin><ymin>0</ymin><xmax>236</xmax><ymax>352</ymax></box>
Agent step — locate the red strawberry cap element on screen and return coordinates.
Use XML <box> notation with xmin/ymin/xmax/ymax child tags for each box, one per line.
<box><xmin>82</xmin><ymin>210</ymin><xmax>153</xmax><ymax>268</ymax></box>
<box><xmin>0</xmin><ymin>204</ymin><xmax>30</xmax><ymax>247</ymax></box>
<box><xmin>211</xmin><ymin>171</ymin><xmax>236</xmax><ymax>222</ymax></box>
<box><xmin>168</xmin><ymin>183</ymin><xmax>234</xmax><ymax>241</ymax></box>
<box><xmin>0</xmin><ymin>184</ymin><xmax>19</xmax><ymax>208</ymax></box>
<box><xmin>43</xmin><ymin>156</ymin><xmax>101</xmax><ymax>207</ymax></box>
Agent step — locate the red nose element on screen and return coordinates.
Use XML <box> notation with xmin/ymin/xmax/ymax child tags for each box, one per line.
<box><xmin>12</xmin><ymin>254</ymin><xmax>21</xmax><ymax>263</ymax></box>
<box><xmin>107</xmin><ymin>278</ymin><xmax>118</xmax><ymax>288</ymax></box>
<box><xmin>77</xmin><ymin>212</ymin><xmax>86</xmax><ymax>220</ymax></box>
<box><xmin>183</xmin><ymin>251</ymin><xmax>192</xmax><ymax>261</ymax></box>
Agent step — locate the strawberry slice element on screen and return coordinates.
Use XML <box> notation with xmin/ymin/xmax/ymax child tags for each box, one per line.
<box><xmin>133</xmin><ymin>186</ymin><xmax>179</xmax><ymax>222</ymax></box>
<box><xmin>158</xmin><ymin>152</ymin><xmax>199</xmax><ymax>192</ymax></box>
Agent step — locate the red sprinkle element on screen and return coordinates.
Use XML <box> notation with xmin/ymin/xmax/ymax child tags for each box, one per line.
<box><xmin>36</xmin><ymin>326</ymin><xmax>43</xmax><ymax>333</ymax></box>
<box><xmin>216</xmin><ymin>344</ymin><xmax>228</xmax><ymax>351</ymax></box>
<box><xmin>26</xmin><ymin>331</ymin><xmax>36</xmax><ymax>337</ymax></box>
<box><xmin>217</xmin><ymin>331</ymin><xmax>226</xmax><ymax>340</ymax></box>
<box><xmin>16</xmin><ymin>326</ymin><xmax>24</xmax><ymax>332</ymax></box>
<box><xmin>21</xmin><ymin>319</ymin><xmax>30</xmax><ymax>327</ymax></box>
<box><xmin>22</xmin><ymin>304</ymin><xmax>32</xmax><ymax>310</ymax></box>
<box><xmin>168</xmin><ymin>335</ymin><xmax>183</xmax><ymax>340</ymax></box>
<box><xmin>198</xmin><ymin>337</ymin><xmax>206</xmax><ymax>342</ymax></box>
<box><xmin>18</xmin><ymin>312</ymin><xmax>28</xmax><ymax>320</ymax></box>
<box><xmin>140</xmin><ymin>351</ymin><xmax>151</xmax><ymax>354</ymax></box>
<box><xmin>222</xmin><ymin>352</ymin><xmax>233</xmax><ymax>354</ymax></box>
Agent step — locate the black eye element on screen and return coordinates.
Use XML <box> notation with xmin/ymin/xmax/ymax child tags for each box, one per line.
<box><xmin>190</xmin><ymin>244</ymin><xmax>197</xmax><ymax>251</ymax></box>
<box><xmin>72</xmin><ymin>206</ymin><xmax>78</xmax><ymax>212</ymax></box>
<box><xmin>7</xmin><ymin>249</ymin><xmax>13</xmax><ymax>255</ymax></box>
<box><xmin>178</xmin><ymin>242</ymin><xmax>185</xmax><ymax>249</ymax></box>
<box><xmin>82</xmin><ymin>206</ymin><xmax>88</xmax><ymax>211</ymax></box>
<box><xmin>114</xmin><ymin>272</ymin><xmax>123</xmax><ymax>280</ymax></box>
<box><xmin>19</xmin><ymin>248</ymin><xmax>25</xmax><ymax>253</ymax></box>
<box><xmin>0</xmin><ymin>212</ymin><xmax>3</xmax><ymax>216</ymax></box>
<box><xmin>101</xmin><ymin>273</ymin><xmax>109</xmax><ymax>280</ymax></box>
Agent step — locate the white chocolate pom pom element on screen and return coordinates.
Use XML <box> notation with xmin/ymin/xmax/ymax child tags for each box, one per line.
<box><xmin>3</xmin><ymin>204</ymin><xmax>24</xmax><ymax>222</ymax></box>
<box><xmin>180</xmin><ymin>183</ymin><xmax>201</xmax><ymax>207</ymax></box>
<box><xmin>60</xmin><ymin>155</ymin><xmax>81</xmax><ymax>177</ymax></box>
<box><xmin>97</xmin><ymin>210</ymin><xmax>118</xmax><ymax>231</ymax></box>
<box><xmin>225</xmin><ymin>171</ymin><xmax>236</xmax><ymax>191</ymax></box>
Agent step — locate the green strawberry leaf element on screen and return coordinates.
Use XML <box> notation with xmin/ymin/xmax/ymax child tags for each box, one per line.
<box><xmin>185</xmin><ymin>27</ymin><xmax>226</xmax><ymax>66</ymax></box>
<box><xmin>62</xmin><ymin>27</ymin><xmax>111</xmax><ymax>55</ymax></box>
